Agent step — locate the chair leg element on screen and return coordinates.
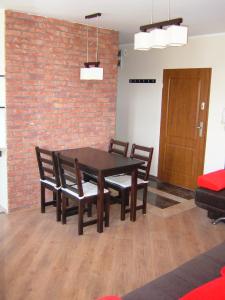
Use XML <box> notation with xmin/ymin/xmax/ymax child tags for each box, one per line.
<box><xmin>87</xmin><ymin>203</ymin><xmax>92</xmax><ymax>217</ymax></box>
<box><xmin>53</xmin><ymin>192</ymin><xmax>57</xmax><ymax>207</ymax></box>
<box><xmin>125</xmin><ymin>189</ymin><xmax>129</xmax><ymax>206</ymax></box>
<box><xmin>41</xmin><ymin>185</ymin><xmax>45</xmax><ymax>213</ymax></box>
<box><xmin>56</xmin><ymin>190</ymin><xmax>61</xmax><ymax>222</ymax></box>
<box><xmin>105</xmin><ymin>194</ymin><xmax>110</xmax><ymax>227</ymax></box>
<box><xmin>121</xmin><ymin>189</ymin><xmax>127</xmax><ymax>221</ymax></box>
<box><xmin>62</xmin><ymin>195</ymin><xmax>67</xmax><ymax>224</ymax></box>
<box><xmin>143</xmin><ymin>185</ymin><xmax>147</xmax><ymax>214</ymax></box>
<box><xmin>78</xmin><ymin>202</ymin><xmax>84</xmax><ymax>235</ymax></box>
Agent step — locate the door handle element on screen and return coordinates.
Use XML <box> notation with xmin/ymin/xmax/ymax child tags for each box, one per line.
<box><xmin>196</xmin><ymin>121</ymin><xmax>204</xmax><ymax>137</ymax></box>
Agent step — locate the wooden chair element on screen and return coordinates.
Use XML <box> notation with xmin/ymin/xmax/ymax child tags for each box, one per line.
<box><xmin>83</xmin><ymin>139</ymin><xmax>129</xmax><ymax>183</ymax></box>
<box><xmin>105</xmin><ymin>144</ymin><xmax>154</xmax><ymax>220</ymax></box>
<box><xmin>57</xmin><ymin>153</ymin><xmax>110</xmax><ymax>235</ymax></box>
<box><xmin>35</xmin><ymin>146</ymin><xmax>61</xmax><ymax>222</ymax></box>
<box><xmin>108</xmin><ymin>138</ymin><xmax>129</xmax><ymax>157</ymax></box>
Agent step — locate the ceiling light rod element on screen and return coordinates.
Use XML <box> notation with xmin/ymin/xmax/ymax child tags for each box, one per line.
<box><xmin>140</xmin><ymin>17</ymin><xmax>182</xmax><ymax>32</ymax></box>
<box><xmin>84</xmin><ymin>61</ymin><xmax>100</xmax><ymax>68</ymax></box>
<box><xmin>85</xmin><ymin>13</ymin><xmax>101</xmax><ymax>19</ymax></box>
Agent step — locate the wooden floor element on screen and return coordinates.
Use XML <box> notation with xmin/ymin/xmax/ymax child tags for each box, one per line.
<box><xmin>1</xmin><ymin>204</ymin><xmax>225</xmax><ymax>300</ymax></box>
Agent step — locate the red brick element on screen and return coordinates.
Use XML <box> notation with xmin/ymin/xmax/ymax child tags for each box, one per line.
<box><xmin>6</xmin><ymin>10</ymin><xmax>118</xmax><ymax>211</ymax></box>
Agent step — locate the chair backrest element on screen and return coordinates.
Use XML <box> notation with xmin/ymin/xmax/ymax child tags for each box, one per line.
<box><xmin>57</xmin><ymin>154</ymin><xmax>84</xmax><ymax>198</ymax></box>
<box><xmin>130</xmin><ymin>144</ymin><xmax>154</xmax><ymax>181</ymax></box>
<box><xmin>108</xmin><ymin>138</ymin><xmax>129</xmax><ymax>157</ymax></box>
<box><xmin>35</xmin><ymin>146</ymin><xmax>60</xmax><ymax>187</ymax></box>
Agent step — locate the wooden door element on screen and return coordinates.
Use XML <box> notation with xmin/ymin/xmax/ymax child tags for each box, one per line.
<box><xmin>158</xmin><ymin>68</ymin><xmax>211</xmax><ymax>190</ymax></box>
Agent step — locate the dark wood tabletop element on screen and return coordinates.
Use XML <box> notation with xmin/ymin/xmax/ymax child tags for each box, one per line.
<box><xmin>60</xmin><ymin>147</ymin><xmax>144</xmax><ymax>176</ymax></box>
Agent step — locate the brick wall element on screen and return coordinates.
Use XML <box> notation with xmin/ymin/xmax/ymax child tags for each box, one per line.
<box><xmin>5</xmin><ymin>11</ymin><xmax>118</xmax><ymax>210</ymax></box>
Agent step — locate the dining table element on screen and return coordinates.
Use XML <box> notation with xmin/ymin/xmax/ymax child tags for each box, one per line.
<box><xmin>59</xmin><ymin>147</ymin><xmax>145</xmax><ymax>233</ymax></box>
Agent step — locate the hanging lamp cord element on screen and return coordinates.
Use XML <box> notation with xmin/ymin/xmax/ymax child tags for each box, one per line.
<box><xmin>86</xmin><ymin>24</ymin><xmax>89</xmax><ymax>62</ymax></box>
<box><xmin>96</xmin><ymin>16</ymin><xmax>99</xmax><ymax>62</ymax></box>
<box><xmin>151</xmin><ymin>0</ymin><xmax>153</xmax><ymax>24</ymax></box>
<box><xmin>168</xmin><ymin>0</ymin><xmax>171</xmax><ymax>20</ymax></box>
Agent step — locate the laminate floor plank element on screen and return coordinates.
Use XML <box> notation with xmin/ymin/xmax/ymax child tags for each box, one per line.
<box><xmin>0</xmin><ymin>205</ymin><xmax>225</xmax><ymax>300</ymax></box>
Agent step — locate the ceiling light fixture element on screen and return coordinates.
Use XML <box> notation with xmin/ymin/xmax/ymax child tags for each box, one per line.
<box><xmin>80</xmin><ymin>13</ymin><xmax>103</xmax><ymax>80</ymax></box>
<box><xmin>134</xmin><ymin>0</ymin><xmax>188</xmax><ymax>51</ymax></box>
<box><xmin>166</xmin><ymin>0</ymin><xmax>188</xmax><ymax>47</ymax></box>
<box><xmin>134</xmin><ymin>0</ymin><xmax>154</xmax><ymax>51</ymax></box>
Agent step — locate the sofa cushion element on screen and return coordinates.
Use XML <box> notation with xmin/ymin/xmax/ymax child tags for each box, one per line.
<box><xmin>179</xmin><ymin>276</ymin><xmax>225</xmax><ymax>300</ymax></box>
<box><xmin>195</xmin><ymin>188</ymin><xmax>225</xmax><ymax>212</ymax></box>
<box><xmin>197</xmin><ymin>169</ymin><xmax>225</xmax><ymax>191</ymax></box>
<box><xmin>123</xmin><ymin>242</ymin><xmax>225</xmax><ymax>300</ymax></box>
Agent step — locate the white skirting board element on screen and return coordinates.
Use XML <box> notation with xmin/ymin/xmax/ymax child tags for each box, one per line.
<box><xmin>0</xmin><ymin>204</ymin><xmax>7</xmax><ymax>213</ymax></box>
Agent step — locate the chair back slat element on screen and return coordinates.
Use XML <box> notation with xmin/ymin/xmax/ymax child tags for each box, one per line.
<box><xmin>132</xmin><ymin>153</ymin><xmax>149</xmax><ymax>162</ymax></box>
<box><xmin>64</xmin><ymin>173</ymin><xmax>77</xmax><ymax>185</ymax></box>
<box><xmin>43</xmin><ymin>166</ymin><xmax>55</xmax><ymax>176</ymax></box>
<box><xmin>60</xmin><ymin>163</ymin><xmax>76</xmax><ymax>175</ymax></box>
<box><xmin>108</xmin><ymin>138</ymin><xmax>129</xmax><ymax>157</ymax></box>
<box><xmin>38</xmin><ymin>148</ymin><xmax>53</xmax><ymax>155</ymax></box>
<box><xmin>44</xmin><ymin>176</ymin><xmax>56</xmax><ymax>184</ymax></box>
<box><xmin>133</xmin><ymin>144</ymin><xmax>152</xmax><ymax>153</ymax></box>
<box><xmin>130</xmin><ymin>144</ymin><xmax>154</xmax><ymax>181</ymax></box>
<box><xmin>110</xmin><ymin>148</ymin><xmax>127</xmax><ymax>156</ymax></box>
<box><xmin>35</xmin><ymin>146</ymin><xmax>60</xmax><ymax>187</ymax></box>
<box><xmin>41</xmin><ymin>157</ymin><xmax>54</xmax><ymax>166</ymax></box>
<box><xmin>57</xmin><ymin>154</ymin><xmax>84</xmax><ymax>198</ymax></box>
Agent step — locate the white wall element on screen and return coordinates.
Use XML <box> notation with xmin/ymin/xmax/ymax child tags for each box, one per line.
<box><xmin>116</xmin><ymin>33</ymin><xmax>225</xmax><ymax>176</ymax></box>
<box><xmin>0</xmin><ymin>9</ymin><xmax>8</xmax><ymax>212</ymax></box>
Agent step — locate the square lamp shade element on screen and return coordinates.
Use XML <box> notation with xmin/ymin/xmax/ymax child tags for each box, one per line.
<box><xmin>134</xmin><ymin>32</ymin><xmax>152</xmax><ymax>50</ymax></box>
<box><xmin>150</xmin><ymin>28</ymin><xmax>168</xmax><ymax>49</ymax></box>
<box><xmin>167</xmin><ymin>25</ymin><xmax>188</xmax><ymax>46</ymax></box>
<box><xmin>80</xmin><ymin>67</ymin><xmax>103</xmax><ymax>80</ymax></box>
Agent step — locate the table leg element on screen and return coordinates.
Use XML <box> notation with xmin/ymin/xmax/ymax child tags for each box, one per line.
<box><xmin>130</xmin><ymin>168</ymin><xmax>138</xmax><ymax>222</ymax></box>
<box><xmin>97</xmin><ymin>172</ymin><xmax>104</xmax><ymax>233</ymax></box>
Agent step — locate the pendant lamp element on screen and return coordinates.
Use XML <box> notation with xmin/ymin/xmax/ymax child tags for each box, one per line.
<box><xmin>80</xmin><ymin>13</ymin><xmax>103</xmax><ymax>80</ymax></box>
<box><xmin>80</xmin><ymin>63</ymin><xmax>103</xmax><ymax>80</ymax></box>
<box><xmin>134</xmin><ymin>0</ymin><xmax>188</xmax><ymax>51</ymax></box>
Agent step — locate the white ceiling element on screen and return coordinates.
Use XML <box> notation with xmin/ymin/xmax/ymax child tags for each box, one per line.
<box><xmin>1</xmin><ymin>0</ymin><xmax>225</xmax><ymax>44</ymax></box>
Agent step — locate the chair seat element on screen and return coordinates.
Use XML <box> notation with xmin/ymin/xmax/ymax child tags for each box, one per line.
<box><xmin>40</xmin><ymin>178</ymin><xmax>83</xmax><ymax>189</ymax></box>
<box><xmin>105</xmin><ymin>175</ymin><xmax>148</xmax><ymax>188</ymax></box>
<box><xmin>62</xmin><ymin>182</ymin><xmax>109</xmax><ymax>199</ymax></box>
<box><xmin>40</xmin><ymin>179</ymin><xmax>60</xmax><ymax>190</ymax></box>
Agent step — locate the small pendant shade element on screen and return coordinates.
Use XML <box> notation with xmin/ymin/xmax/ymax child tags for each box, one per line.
<box><xmin>134</xmin><ymin>32</ymin><xmax>152</xmax><ymax>51</ymax></box>
<box><xmin>166</xmin><ymin>25</ymin><xmax>188</xmax><ymax>46</ymax></box>
<box><xmin>80</xmin><ymin>67</ymin><xmax>103</xmax><ymax>80</ymax></box>
<box><xmin>151</xmin><ymin>28</ymin><xmax>168</xmax><ymax>49</ymax></box>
